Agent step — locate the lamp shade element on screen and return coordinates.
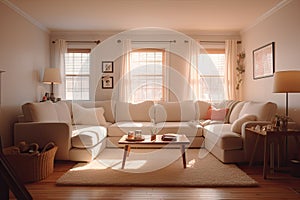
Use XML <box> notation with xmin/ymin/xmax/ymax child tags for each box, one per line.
<box><xmin>42</xmin><ymin>68</ymin><xmax>61</xmax><ymax>84</ymax></box>
<box><xmin>273</xmin><ymin>70</ymin><xmax>300</xmax><ymax>93</ymax></box>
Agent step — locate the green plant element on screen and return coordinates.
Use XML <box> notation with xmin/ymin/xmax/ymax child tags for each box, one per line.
<box><xmin>236</xmin><ymin>52</ymin><xmax>245</xmax><ymax>90</ymax></box>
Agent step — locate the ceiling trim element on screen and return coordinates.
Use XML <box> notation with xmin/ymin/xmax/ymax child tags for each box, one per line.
<box><xmin>241</xmin><ymin>0</ymin><xmax>293</xmax><ymax>34</ymax></box>
<box><xmin>1</xmin><ymin>0</ymin><xmax>49</xmax><ymax>33</ymax></box>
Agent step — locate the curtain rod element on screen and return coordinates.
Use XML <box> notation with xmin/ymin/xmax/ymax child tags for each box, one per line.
<box><xmin>200</xmin><ymin>40</ymin><xmax>241</xmax><ymax>44</ymax></box>
<box><xmin>117</xmin><ymin>39</ymin><xmax>176</xmax><ymax>43</ymax></box>
<box><xmin>52</xmin><ymin>40</ymin><xmax>100</xmax><ymax>45</ymax></box>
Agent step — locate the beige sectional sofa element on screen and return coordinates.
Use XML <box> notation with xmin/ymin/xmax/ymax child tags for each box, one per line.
<box><xmin>14</xmin><ymin>99</ymin><xmax>277</xmax><ymax>163</ymax></box>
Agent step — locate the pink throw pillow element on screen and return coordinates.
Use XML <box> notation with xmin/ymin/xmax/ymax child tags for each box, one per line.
<box><xmin>205</xmin><ymin>106</ymin><xmax>229</xmax><ymax>121</ymax></box>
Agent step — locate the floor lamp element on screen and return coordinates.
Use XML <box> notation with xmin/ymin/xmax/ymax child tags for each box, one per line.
<box><xmin>42</xmin><ymin>68</ymin><xmax>61</xmax><ymax>102</ymax></box>
<box><xmin>273</xmin><ymin>70</ymin><xmax>300</xmax><ymax>117</ymax></box>
<box><xmin>273</xmin><ymin>70</ymin><xmax>300</xmax><ymax>165</ymax></box>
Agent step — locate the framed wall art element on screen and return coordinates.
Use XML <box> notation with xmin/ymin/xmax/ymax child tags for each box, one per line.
<box><xmin>253</xmin><ymin>42</ymin><xmax>275</xmax><ymax>79</ymax></box>
<box><xmin>102</xmin><ymin>76</ymin><xmax>114</xmax><ymax>89</ymax></box>
<box><xmin>102</xmin><ymin>61</ymin><xmax>113</xmax><ymax>73</ymax></box>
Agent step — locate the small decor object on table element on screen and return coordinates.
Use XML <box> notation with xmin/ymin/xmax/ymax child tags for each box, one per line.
<box><xmin>162</xmin><ymin>133</ymin><xmax>177</xmax><ymax>141</ymax></box>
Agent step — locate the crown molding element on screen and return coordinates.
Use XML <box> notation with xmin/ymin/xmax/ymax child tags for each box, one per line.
<box><xmin>241</xmin><ymin>0</ymin><xmax>293</xmax><ymax>34</ymax></box>
<box><xmin>1</xmin><ymin>0</ymin><xmax>49</xmax><ymax>33</ymax></box>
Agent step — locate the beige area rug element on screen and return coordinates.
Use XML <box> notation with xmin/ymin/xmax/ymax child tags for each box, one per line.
<box><xmin>56</xmin><ymin>148</ymin><xmax>258</xmax><ymax>187</ymax></box>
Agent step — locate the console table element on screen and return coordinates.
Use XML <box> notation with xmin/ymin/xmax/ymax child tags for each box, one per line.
<box><xmin>247</xmin><ymin>127</ymin><xmax>300</xmax><ymax>179</ymax></box>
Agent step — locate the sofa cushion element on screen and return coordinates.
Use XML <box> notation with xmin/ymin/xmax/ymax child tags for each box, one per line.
<box><xmin>231</xmin><ymin>114</ymin><xmax>257</xmax><ymax>134</ymax></box>
<box><xmin>229</xmin><ymin>101</ymin><xmax>246</xmax><ymax>124</ymax></box>
<box><xmin>72</xmin><ymin>103</ymin><xmax>107</xmax><ymax>126</ymax></box>
<box><xmin>77</xmin><ymin>100</ymin><xmax>115</xmax><ymax>123</ymax></box>
<box><xmin>155</xmin><ymin>122</ymin><xmax>203</xmax><ymax>137</ymax></box>
<box><xmin>155</xmin><ymin>101</ymin><xmax>196</xmax><ymax>123</ymax></box>
<box><xmin>55</xmin><ymin>101</ymin><xmax>72</xmax><ymax>124</ymax></box>
<box><xmin>72</xmin><ymin>125</ymin><xmax>107</xmax><ymax>148</ymax></box>
<box><xmin>204</xmin><ymin>124</ymin><xmax>243</xmax><ymax>150</ymax></box>
<box><xmin>115</xmin><ymin>101</ymin><xmax>154</xmax><ymax>122</ymax></box>
<box><xmin>22</xmin><ymin>101</ymin><xmax>59</xmax><ymax>122</ymax></box>
<box><xmin>195</xmin><ymin>100</ymin><xmax>211</xmax><ymax>120</ymax></box>
<box><xmin>238</xmin><ymin>101</ymin><xmax>277</xmax><ymax>121</ymax></box>
<box><xmin>108</xmin><ymin>122</ymin><xmax>153</xmax><ymax>136</ymax></box>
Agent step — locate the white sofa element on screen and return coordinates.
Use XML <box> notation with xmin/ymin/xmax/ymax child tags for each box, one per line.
<box><xmin>14</xmin><ymin>100</ymin><xmax>277</xmax><ymax>163</ymax></box>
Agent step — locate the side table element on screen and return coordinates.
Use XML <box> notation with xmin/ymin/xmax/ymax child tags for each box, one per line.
<box><xmin>247</xmin><ymin>127</ymin><xmax>300</xmax><ymax>179</ymax></box>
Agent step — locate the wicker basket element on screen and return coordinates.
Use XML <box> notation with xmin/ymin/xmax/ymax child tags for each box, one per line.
<box><xmin>3</xmin><ymin>145</ymin><xmax>58</xmax><ymax>183</ymax></box>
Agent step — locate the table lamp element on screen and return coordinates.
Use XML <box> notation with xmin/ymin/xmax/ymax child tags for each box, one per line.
<box><xmin>273</xmin><ymin>70</ymin><xmax>300</xmax><ymax>116</ymax></box>
<box><xmin>42</xmin><ymin>68</ymin><xmax>61</xmax><ymax>102</ymax></box>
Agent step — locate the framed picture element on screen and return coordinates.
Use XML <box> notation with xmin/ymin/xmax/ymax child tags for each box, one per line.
<box><xmin>102</xmin><ymin>61</ymin><xmax>113</xmax><ymax>73</ymax></box>
<box><xmin>102</xmin><ymin>76</ymin><xmax>114</xmax><ymax>89</ymax></box>
<box><xmin>253</xmin><ymin>42</ymin><xmax>275</xmax><ymax>79</ymax></box>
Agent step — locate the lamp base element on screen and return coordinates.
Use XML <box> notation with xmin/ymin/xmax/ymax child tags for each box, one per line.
<box><xmin>49</xmin><ymin>93</ymin><xmax>55</xmax><ymax>102</ymax></box>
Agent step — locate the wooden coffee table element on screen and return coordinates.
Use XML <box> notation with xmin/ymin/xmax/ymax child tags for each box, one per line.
<box><xmin>118</xmin><ymin>134</ymin><xmax>190</xmax><ymax>169</ymax></box>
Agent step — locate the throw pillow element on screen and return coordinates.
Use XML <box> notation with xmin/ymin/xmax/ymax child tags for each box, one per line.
<box><xmin>54</xmin><ymin>101</ymin><xmax>72</xmax><ymax>124</ymax></box>
<box><xmin>205</xmin><ymin>106</ymin><xmax>229</xmax><ymax>121</ymax></box>
<box><xmin>72</xmin><ymin>103</ymin><xmax>107</xmax><ymax>126</ymax></box>
<box><xmin>231</xmin><ymin>114</ymin><xmax>257</xmax><ymax>134</ymax></box>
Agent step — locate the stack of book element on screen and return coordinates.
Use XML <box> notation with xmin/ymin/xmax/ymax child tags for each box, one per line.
<box><xmin>161</xmin><ymin>133</ymin><xmax>177</xmax><ymax>141</ymax></box>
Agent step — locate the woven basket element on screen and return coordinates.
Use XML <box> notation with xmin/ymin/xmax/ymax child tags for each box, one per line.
<box><xmin>4</xmin><ymin>145</ymin><xmax>58</xmax><ymax>183</ymax></box>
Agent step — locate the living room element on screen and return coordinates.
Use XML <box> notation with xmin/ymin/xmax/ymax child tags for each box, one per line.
<box><xmin>0</xmin><ymin>0</ymin><xmax>300</xmax><ymax>199</ymax></box>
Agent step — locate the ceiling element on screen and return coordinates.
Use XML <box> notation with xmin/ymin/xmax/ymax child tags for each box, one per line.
<box><xmin>6</xmin><ymin>0</ymin><xmax>286</xmax><ymax>33</ymax></box>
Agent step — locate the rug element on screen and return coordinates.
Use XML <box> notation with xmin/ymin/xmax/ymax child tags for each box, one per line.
<box><xmin>56</xmin><ymin>148</ymin><xmax>258</xmax><ymax>187</ymax></box>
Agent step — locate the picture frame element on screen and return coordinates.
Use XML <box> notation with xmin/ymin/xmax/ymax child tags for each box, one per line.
<box><xmin>102</xmin><ymin>76</ymin><xmax>114</xmax><ymax>89</ymax></box>
<box><xmin>253</xmin><ymin>42</ymin><xmax>275</xmax><ymax>79</ymax></box>
<box><xmin>102</xmin><ymin>61</ymin><xmax>113</xmax><ymax>73</ymax></box>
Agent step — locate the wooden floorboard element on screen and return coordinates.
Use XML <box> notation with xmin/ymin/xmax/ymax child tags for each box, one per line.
<box><xmin>8</xmin><ymin>160</ymin><xmax>300</xmax><ymax>199</ymax></box>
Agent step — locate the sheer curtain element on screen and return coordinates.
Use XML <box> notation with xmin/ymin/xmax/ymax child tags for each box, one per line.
<box><xmin>224</xmin><ymin>40</ymin><xmax>238</xmax><ymax>100</ymax></box>
<box><xmin>52</xmin><ymin>39</ymin><xmax>67</xmax><ymax>99</ymax></box>
<box><xmin>118</xmin><ymin>39</ymin><xmax>132</xmax><ymax>102</ymax></box>
<box><xmin>186</xmin><ymin>40</ymin><xmax>201</xmax><ymax>100</ymax></box>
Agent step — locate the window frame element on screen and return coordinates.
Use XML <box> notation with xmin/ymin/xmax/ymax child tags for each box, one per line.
<box><xmin>64</xmin><ymin>48</ymin><xmax>91</xmax><ymax>100</ymax></box>
<box><xmin>129</xmin><ymin>48</ymin><xmax>166</xmax><ymax>103</ymax></box>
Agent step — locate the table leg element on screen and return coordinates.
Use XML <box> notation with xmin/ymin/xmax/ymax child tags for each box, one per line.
<box><xmin>249</xmin><ymin>134</ymin><xmax>260</xmax><ymax>166</ymax></box>
<box><xmin>121</xmin><ymin>145</ymin><xmax>130</xmax><ymax>169</ymax></box>
<box><xmin>263</xmin><ymin>135</ymin><xmax>269</xmax><ymax>179</ymax></box>
<box><xmin>181</xmin><ymin>145</ymin><xmax>187</xmax><ymax>168</ymax></box>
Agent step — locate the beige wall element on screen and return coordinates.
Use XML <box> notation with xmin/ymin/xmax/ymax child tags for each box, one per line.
<box><xmin>241</xmin><ymin>0</ymin><xmax>300</xmax><ymax>128</ymax></box>
<box><xmin>0</xmin><ymin>2</ymin><xmax>50</xmax><ymax>146</ymax></box>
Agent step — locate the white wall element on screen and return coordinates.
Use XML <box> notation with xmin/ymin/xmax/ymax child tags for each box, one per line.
<box><xmin>51</xmin><ymin>29</ymin><xmax>240</xmax><ymax>102</ymax></box>
<box><xmin>0</xmin><ymin>2</ymin><xmax>50</xmax><ymax>146</ymax></box>
<box><xmin>241</xmin><ymin>0</ymin><xmax>300</xmax><ymax>127</ymax></box>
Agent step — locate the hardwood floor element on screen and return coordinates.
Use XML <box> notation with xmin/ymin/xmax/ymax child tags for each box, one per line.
<box><xmin>9</xmin><ymin>160</ymin><xmax>300</xmax><ymax>199</ymax></box>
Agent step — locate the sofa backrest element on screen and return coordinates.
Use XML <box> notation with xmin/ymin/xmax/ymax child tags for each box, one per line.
<box><xmin>115</xmin><ymin>101</ymin><xmax>154</xmax><ymax>122</ymax></box>
<box><xmin>71</xmin><ymin>100</ymin><xmax>115</xmax><ymax>123</ymax></box>
<box><xmin>155</xmin><ymin>101</ymin><xmax>198</xmax><ymax>123</ymax></box>
<box><xmin>22</xmin><ymin>101</ymin><xmax>72</xmax><ymax>123</ymax></box>
<box><xmin>238</xmin><ymin>101</ymin><xmax>277</xmax><ymax>121</ymax></box>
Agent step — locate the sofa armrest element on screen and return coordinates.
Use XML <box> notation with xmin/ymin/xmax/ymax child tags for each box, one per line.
<box><xmin>14</xmin><ymin>122</ymin><xmax>72</xmax><ymax>160</ymax></box>
<box><xmin>241</xmin><ymin>121</ymin><xmax>271</xmax><ymax>162</ymax></box>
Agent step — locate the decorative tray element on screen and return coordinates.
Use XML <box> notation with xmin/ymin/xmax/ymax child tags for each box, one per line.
<box><xmin>125</xmin><ymin>137</ymin><xmax>145</xmax><ymax>141</ymax></box>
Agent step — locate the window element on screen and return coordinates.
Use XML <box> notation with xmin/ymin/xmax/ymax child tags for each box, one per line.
<box><xmin>64</xmin><ymin>49</ymin><xmax>90</xmax><ymax>100</ymax></box>
<box><xmin>130</xmin><ymin>48</ymin><xmax>166</xmax><ymax>103</ymax></box>
<box><xmin>198</xmin><ymin>49</ymin><xmax>225</xmax><ymax>103</ymax></box>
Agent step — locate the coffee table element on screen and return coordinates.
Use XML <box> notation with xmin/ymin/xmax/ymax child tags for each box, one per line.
<box><xmin>118</xmin><ymin>134</ymin><xmax>190</xmax><ymax>169</ymax></box>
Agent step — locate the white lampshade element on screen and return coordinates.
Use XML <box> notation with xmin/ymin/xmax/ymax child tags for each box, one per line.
<box><xmin>42</xmin><ymin>68</ymin><xmax>61</xmax><ymax>84</ymax></box>
<box><xmin>273</xmin><ymin>71</ymin><xmax>300</xmax><ymax>93</ymax></box>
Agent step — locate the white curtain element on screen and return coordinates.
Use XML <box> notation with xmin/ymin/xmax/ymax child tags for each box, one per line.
<box><xmin>52</xmin><ymin>39</ymin><xmax>67</xmax><ymax>99</ymax></box>
<box><xmin>224</xmin><ymin>40</ymin><xmax>238</xmax><ymax>100</ymax></box>
<box><xmin>185</xmin><ymin>40</ymin><xmax>201</xmax><ymax>100</ymax></box>
<box><xmin>118</xmin><ymin>39</ymin><xmax>132</xmax><ymax>102</ymax></box>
